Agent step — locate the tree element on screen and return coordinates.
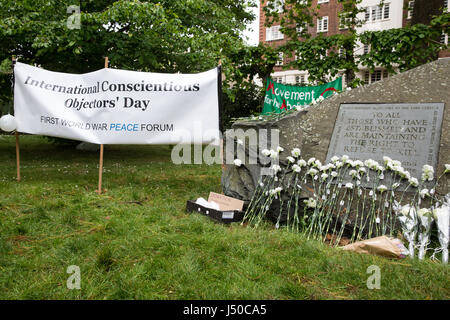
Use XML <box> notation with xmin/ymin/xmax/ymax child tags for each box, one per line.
<box><xmin>0</xmin><ymin>0</ymin><xmax>257</xmax><ymax>114</ymax></box>
<box><xmin>261</xmin><ymin>0</ymin><xmax>448</xmax><ymax>87</ymax></box>
<box><xmin>263</xmin><ymin>0</ymin><xmax>365</xmax><ymax>87</ymax></box>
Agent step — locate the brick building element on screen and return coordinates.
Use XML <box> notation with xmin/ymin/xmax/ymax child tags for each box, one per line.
<box><xmin>259</xmin><ymin>0</ymin><xmax>449</xmax><ymax>86</ymax></box>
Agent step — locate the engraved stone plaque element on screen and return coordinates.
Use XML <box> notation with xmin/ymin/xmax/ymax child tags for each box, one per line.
<box><xmin>325</xmin><ymin>103</ymin><xmax>445</xmax><ymax>184</ymax></box>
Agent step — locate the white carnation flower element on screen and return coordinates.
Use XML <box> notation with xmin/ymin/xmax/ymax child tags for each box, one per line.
<box><xmin>291</xmin><ymin>148</ymin><xmax>301</xmax><ymax>158</ymax></box>
<box><xmin>330</xmin><ymin>156</ymin><xmax>339</xmax><ymax>163</ymax></box>
<box><xmin>297</xmin><ymin>159</ymin><xmax>307</xmax><ymax>167</ymax></box>
<box><xmin>233</xmin><ymin>159</ymin><xmax>242</xmax><ymax>167</ymax></box>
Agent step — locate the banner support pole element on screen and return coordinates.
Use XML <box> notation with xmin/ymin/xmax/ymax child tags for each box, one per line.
<box><xmin>12</xmin><ymin>56</ymin><xmax>20</xmax><ymax>182</ymax></box>
<box><xmin>15</xmin><ymin>131</ymin><xmax>20</xmax><ymax>182</ymax></box>
<box><xmin>218</xmin><ymin>59</ymin><xmax>225</xmax><ymax>169</ymax></box>
<box><xmin>97</xmin><ymin>57</ymin><xmax>108</xmax><ymax>194</ymax></box>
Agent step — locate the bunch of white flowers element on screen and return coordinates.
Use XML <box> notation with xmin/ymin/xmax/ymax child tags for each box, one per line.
<box><xmin>393</xmin><ymin>202</ymin><xmax>417</xmax><ymax>258</ymax></box>
<box><xmin>432</xmin><ymin>202</ymin><xmax>449</xmax><ymax>264</ymax></box>
<box><xmin>233</xmin><ymin>159</ymin><xmax>243</xmax><ymax>167</ymax></box>
<box><xmin>417</xmin><ymin>208</ymin><xmax>434</xmax><ymax>260</ymax></box>
<box><xmin>292</xmin><ymin>164</ymin><xmax>301</xmax><ymax>173</ymax></box>
<box><xmin>377</xmin><ymin>185</ymin><xmax>387</xmax><ymax>193</ymax></box>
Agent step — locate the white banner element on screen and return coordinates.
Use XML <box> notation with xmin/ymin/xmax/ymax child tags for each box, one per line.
<box><xmin>14</xmin><ymin>62</ymin><xmax>221</xmax><ymax>145</ymax></box>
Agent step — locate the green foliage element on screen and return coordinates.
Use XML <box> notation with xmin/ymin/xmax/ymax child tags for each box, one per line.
<box><xmin>222</xmin><ymin>83</ymin><xmax>262</xmax><ymax>129</ymax></box>
<box><xmin>263</xmin><ymin>0</ymin><xmax>448</xmax><ymax>87</ymax></box>
<box><xmin>0</xmin><ymin>0</ymin><xmax>257</xmax><ymax>113</ymax></box>
<box><xmin>359</xmin><ymin>18</ymin><xmax>448</xmax><ymax>74</ymax></box>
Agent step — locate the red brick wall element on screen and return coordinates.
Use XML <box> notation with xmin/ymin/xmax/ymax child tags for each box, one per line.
<box><xmin>260</xmin><ymin>0</ymin><xmax>347</xmax><ymax>72</ymax></box>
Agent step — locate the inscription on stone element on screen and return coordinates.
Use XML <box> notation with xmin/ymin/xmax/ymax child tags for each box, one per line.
<box><xmin>326</xmin><ymin>103</ymin><xmax>444</xmax><ymax>180</ymax></box>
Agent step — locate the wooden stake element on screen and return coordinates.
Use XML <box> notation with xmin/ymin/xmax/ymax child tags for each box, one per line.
<box><xmin>12</xmin><ymin>56</ymin><xmax>20</xmax><ymax>182</ymax></box>
<box><xmin>97</xmin><ymin>57</ymin><xmax>108</xmax><ymax>194</ymax></box>
<box><xmin>15</xmin><ymin>131</ymin><xmax>20</xmax><ymax>182</ymax></box>
<box><xmin>97</xmin><ymin>144</ymin><xmax>104</xmax><ymax>193</ymax></box>
<box><xmin>218</xmin><ymin>59</ymin><xmax>225</xmax><ymax>169</ymax></box>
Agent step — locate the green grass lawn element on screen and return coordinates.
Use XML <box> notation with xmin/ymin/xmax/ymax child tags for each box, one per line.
<box><xmin>0</xmin><ymin>135</ymin><xmax>448</xmax><ymax>300</ymax></box>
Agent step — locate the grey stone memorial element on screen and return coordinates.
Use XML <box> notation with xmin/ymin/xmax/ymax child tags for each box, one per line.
<box><xmin>325</xmin><ymin>103</ymin><xmax>445</xmax><ymax>183</ymax></box>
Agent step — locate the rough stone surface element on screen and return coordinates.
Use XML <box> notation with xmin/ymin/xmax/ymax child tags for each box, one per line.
<box><xmin>222</xmin><ymin>58</ymin><xmax>450</xmax><ymax>203</ymax></box>
<box><xmin>76</xmin><ymin>142</ymin><xmax>100</xmax><ymax>152</ymax></box>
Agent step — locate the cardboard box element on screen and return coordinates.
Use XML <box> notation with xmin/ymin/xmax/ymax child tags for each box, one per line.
<box><xmin>186</xmin><ymin>193</ymin><xmax>245</xmax><ymax>224</ymax></box>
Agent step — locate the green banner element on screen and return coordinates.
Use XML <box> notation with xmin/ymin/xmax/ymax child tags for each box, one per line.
<box><xmin>262</xmin><ymin>77</ymin><xmax>342</xmax><ymax>115</ymax></box>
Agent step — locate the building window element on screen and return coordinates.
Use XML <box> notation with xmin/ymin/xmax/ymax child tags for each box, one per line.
<box><xmin>363</xmin><ymin>44</ymin><xmax>370</xmax><ymax>54</ymax></box>
<box><xmin>364</xmin><ymin>69</ymin><xmax>388</xmax><ymax>84</ymax></box>
<box><xmin>295</xmin><ymin>75</ymin><xmax>306</xmax><ymax>85</ymax></box>
<box><xmin>407</xmin><ymin>1</ymin><xmax>414</xmax><ymax>19</ymax></box>
<box><xmin>276</xmin><ymin>52</ymin><xmax>284</xmax><ymax>66</ymax></box>
<box><xmin>317</xmin><ymin>16</ymin><xmax>329</xmax><ymax>32</ymax></box>
<box><xmin>338</xmin><ymin>47</ymin><xmax>345</xmax><ymax>57</ymax></box>
<box><xmin>339</xmin><ymin>15</ymin><xmax>351</xmax><ymax>30</ymax></box>
<box><xmin>383</xmin><ymin>3</ymin><xmax>390</xmax><ymax>19</ymax></box>
<box><xmin>365</xmin><ymin>3</ymin><xmax>390</xmax><ymax>22</ymax></box>
<box><xmin>441</xmin><ymin>33</ymin><xmax>448</xmax><ymax>45</ymax></box>
<box><xmin>266</xmin><ymin>25</ymin><xmax>284</xmax><ymax>41</ymax></box>
<box><xmin>272</xmin><ymin>0</ymin><xmax>284</xmax><ymax>13</ymax></box>
<box><xmin>445</xmin><ymin>0</ymin><xmax>449</xmax><ymax>11</ymax></box>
